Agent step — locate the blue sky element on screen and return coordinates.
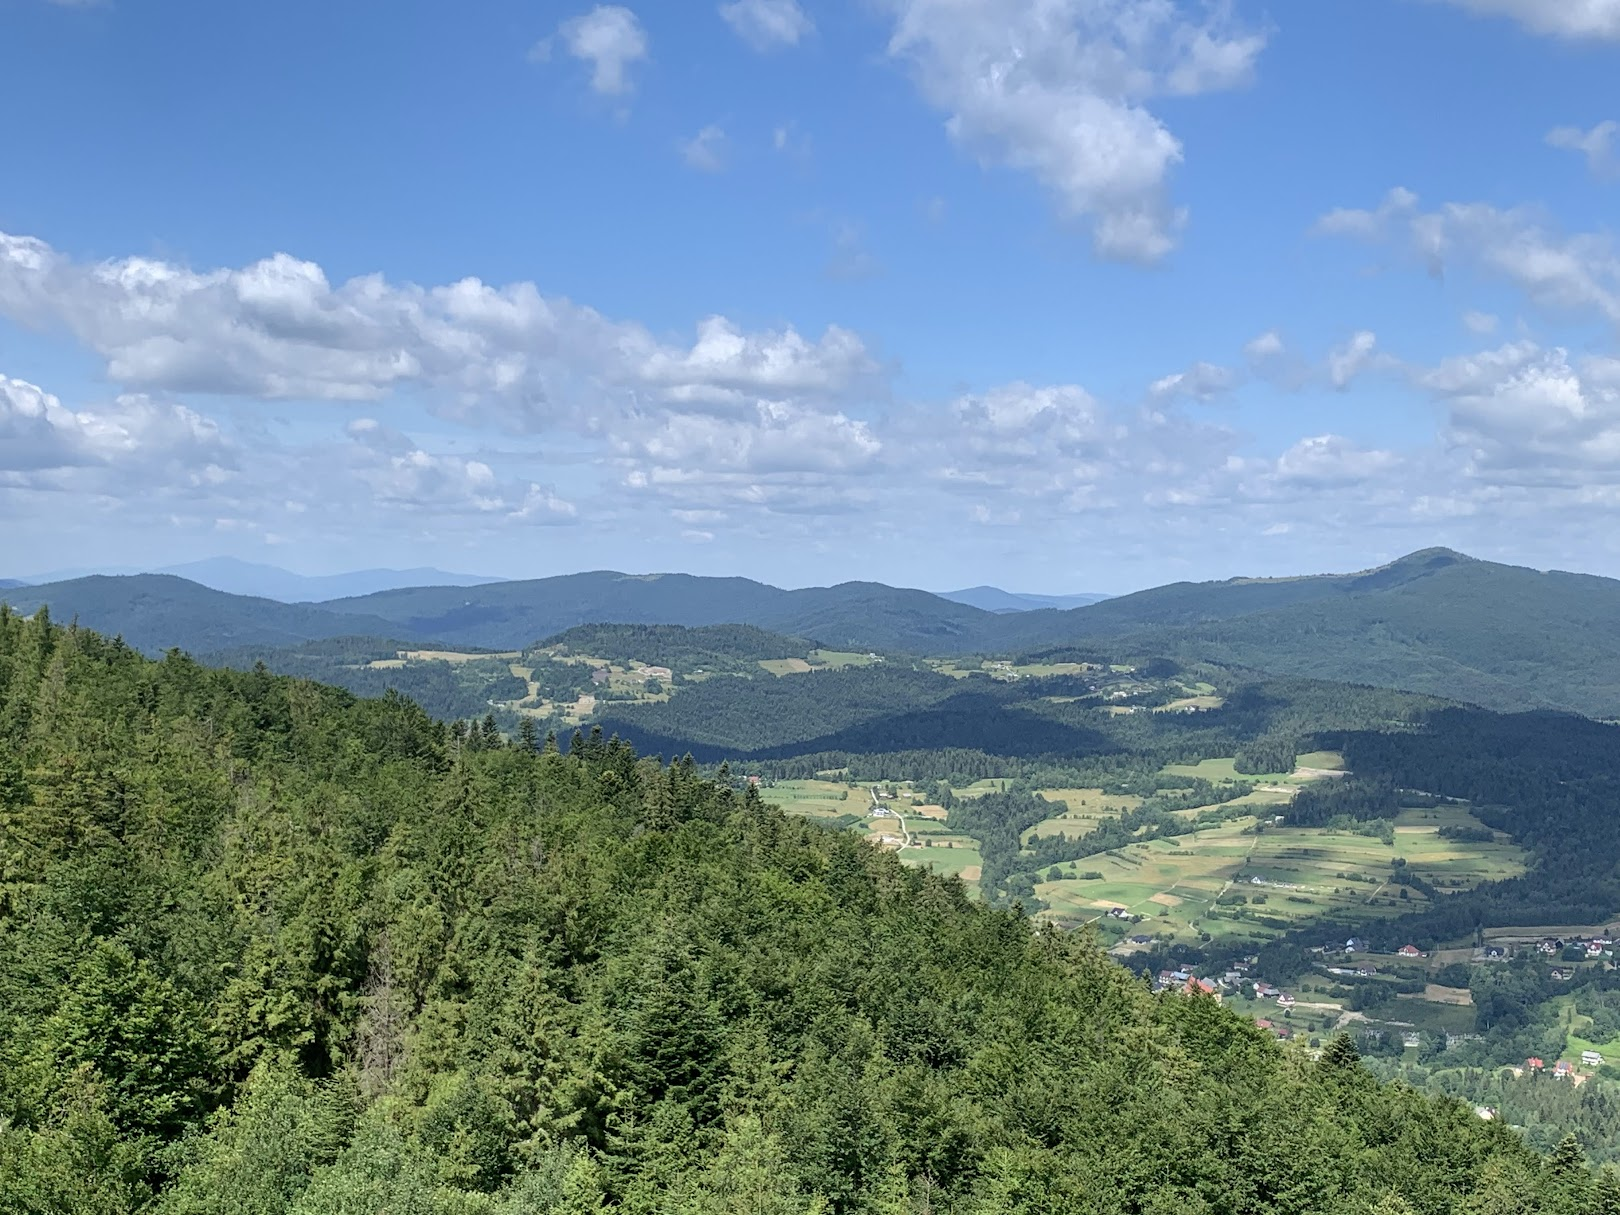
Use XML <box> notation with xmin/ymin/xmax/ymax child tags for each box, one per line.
<box><xmin>4</xmin><ymin>0</ymin><xmax>1620</xmax><ymax>593</ymax></box>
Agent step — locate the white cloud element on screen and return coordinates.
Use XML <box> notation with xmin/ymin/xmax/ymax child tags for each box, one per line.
<box><xmin>1273</xmin><ymin>435</ymin><xmax>1401</xmax><ymax>486</ymax></box>
<box><xmin>612</xmin><ymin>399</ymin><xmax>881</xmax><ymax>521</ymax></box>
<box><xmin>1419</xmin><ymin>342</ymin><xmax>1620</xmax><ymax>479</ymax></box>
<box><xmin>679</xmin><ymin>125</ymin><xmax>729</xmax><ymax>172</ymax></box>
<box><xmin>1547</xmin><ymin>120</ymin><xmax>1620</xmax><ymax>177</ymax></box>
<box><xmin>1243</xmin><ymin>330</ymin><xmax>1285</xmax><ymax>361</ymax></box>
<box><xmin>545</xmin><ymin>6</ymin><xmax>649</xmax><ymax>96</ymax></box>
<box><xmin>0</xmin><ymin>230</ymin><xmax>878</xmax><ymax>422</ymax></box>
<box><xmin>1318</xmin><ymin>188</ymin><xmax>1620</xmax><ymax>327</ymax></box>
<box><xmin>1148</xmin><ymin>360</ymin><xmax>1235</xmax><ymax>403</ymax></box>
<box><xmin>345</xmin><ymin>419</ymin><xmax>578</xmax><ymax>521</ymax></box>
<box><xmin>878</xmin><ymin>0</ymin><xmax>1266</xmax><ymax>263</ymax></box>
<box><xmin>719</xmin><ymin>0</ymin><xmax>813</xmax><ymax>51</ymax></box>
<box><xmin>1428</xmin><ymin>0</ymin><xmax>1620</xmax><ymax>41</ymax></box>
<box><xmin>1328</xmin><ymin>331</ymin><xmax>1380</xmax><ymax>389</ymax></box>
<box><xmin>0</xmin><ymin>374</ymin><xmax>229</xmax><ymax>481</ymax></box>
<box><xmin>1463</xmin><ymin>310</ymin><xmax>1500</xmax><ymax>335</ymax></box>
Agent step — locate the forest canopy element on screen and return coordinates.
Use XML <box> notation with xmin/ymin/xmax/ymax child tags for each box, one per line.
<box><xmin>0</xmin><ymin>608</ymin><xmax>1606</xmax><ymax>1213</ymax></box>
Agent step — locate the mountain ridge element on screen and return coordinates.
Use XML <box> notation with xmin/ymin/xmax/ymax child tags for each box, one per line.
<box><xmin>9</xmin><ymin>548</ymin><xmax>1620</xmax><ymax>716</ymax></box>
<box><xmin>940</xmin><ymin>585</ymin><xmax>1113</xmax><ymax>612</ymax></box>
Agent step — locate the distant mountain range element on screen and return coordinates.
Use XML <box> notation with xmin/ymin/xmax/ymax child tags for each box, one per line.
<box><xmin>17</xmin><ymin>557</ymin><xmax>502</xmax><ymax>602</ymax></box>
<box><xmin>939</xmin><ymin>586</ymin><xmax>1112</xmax><ymax>613</ymax></box>
<box><xmin>8</xmin><ymin>548</ymin><xmax>1620</xmax><ymax>717</ymax></box>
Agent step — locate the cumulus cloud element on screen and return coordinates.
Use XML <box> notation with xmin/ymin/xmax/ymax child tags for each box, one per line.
<box><xmin>1547</xmin><ymin>120</ymin><xmax>1620</xmax><ymax>177</ymax></box>
<box><xmin>1148</xmin><ymin>360</ymin><xmax>1236</xmax><ymax>403</ymax></box>
<box><xmin>1427</xmin><ymin>0</ymin><xmax>1620</xmax><ymax>40</ymax></box>
<box><xmin>345</xmin><ymin>419</ymin><xmax>577</xmax><ymax>521</ymax></box>
<box><xmin>1318</xmin><ymin>188</ymin><xmax>1620</xmax><ymax>326</ymax></box>
<box><xmin>1243</xmin><ymin>330</ymin><xmax>1286</xmax><ymax>361</ymax></box>
<box><xmin>679</xmin><ymin>125</ymin><xmax>729</xmax><ymax>172</ymax></box>
<box><xmin>0</xmin><ymin>230</ymin><xmax>879</xmax><ymax>422</ymax></box>
<box><xmin>0</xmin><ymin>374</ymin><xmax>230</xmax><ymax>483</ymax></box>
<box><xmin>719</xmin><ymin>0</ymin><xmax>813</xmax><ymax>51</ymax></box>
<box><xmin>878</xmin><ymin>0</ymin><xmax>1266</xmax><ymax>262</ymax></box>
<box><xmin>614</xmin><ymin>399</ymin><xmax>883</xmax><ymax>518</ymax></box>
<box><xmin>1328</xmin><ymin>331</ymin><xmax>1381</xmax><ymax>389</ymax></box>
<box><xmin>541</xmin><ymin>6</ymin><xmax>649</xmax><ymax>97</ymax></box>
<box><xmin>1419</xmin><ymin>342</ymin><xmax>1620</xmax><ymax>479</ymax></box>
<box><xmin>1273</xmin><ymin>434</ymin><xmax>1401</xmax><ymax>485</ymax></box>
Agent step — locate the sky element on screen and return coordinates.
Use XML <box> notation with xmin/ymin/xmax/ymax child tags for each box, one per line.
<box><xmin>4</xmin><ymin>0</ymin><xmax>1620</xmax><ymax>594</ymax></box>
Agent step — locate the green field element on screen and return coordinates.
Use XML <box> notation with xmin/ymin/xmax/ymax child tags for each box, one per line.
<box><xmin>757</xmin><ymin>657</ymin><xmax>815</xmax><ymax>676</ymax></box>
<box><xmin>1161</xmin><ymin>751</ymin><xmax>1347</xmax><ymax>784</ymax></box>
<box><xmin>1035</xmin><ymin>804</ymin><xmax>1528</xmax><ymax>943</ymax></box>
<box><xmin>1022</xmin><ymin>787</ymin><xmax>1144</xmax><ymax>842</ymax></box>
<box><xmin>764</xmin><ymin>778</ymin><xmax>859</xmax><ymax>817</ymax></box>
<box><xmin>766</xmin><ymin>779</ymin><xmax>984</xmax><ymax>893</ymax></box>
<box><xmin>809</xmin><ymin>649</ymin><xmax>882</xmax><ymax>668</ymax></box>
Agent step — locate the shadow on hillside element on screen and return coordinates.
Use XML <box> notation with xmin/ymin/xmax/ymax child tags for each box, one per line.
<box><xmin>595</xmin><ymin>690</ymin><xmax>1122</xmax><ymax>765</ymax></box>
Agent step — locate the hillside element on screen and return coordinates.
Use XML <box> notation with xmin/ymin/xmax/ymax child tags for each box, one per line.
<box><xmin>940</xmin><ymin>586</ymin><xmax>1111</xmax><ymax>612</ymax></box>
<box><xmin>322</xmin><ymin>571</ymin><xmax>999</xmax><ymax>652</ymax></box>
<box><xmin>157</xmin><ymin>556</ymin><xmax>505</xmax><ymax>602</ymax></box>
<box><xmin>0</xmin><ymin>574</ymin><xmax>401</xmax><ymax>654</ymax></box>
<box><xmin>1104</xmin><ymin>553</ymin><xmax>1620</xmax><ymax>717</ymax></box>
<box><xmin>0</xmin><ymin>610</ymin><xmax>1579</xmax><ymax>1212</ymax></box>
<box><xmin>999</xmin><ymin>548</ymin><xmax>1479</xmax><ymax>645</ymax></box>
<box><xmin>14</xmin><ymin>550</ymin><xmax>1620</xmax><ymax>717</ymax></box>
<box><xmin>539</xmin><ymin>622</ymin><xmax>813</xmax><ymax>672</ymax></box>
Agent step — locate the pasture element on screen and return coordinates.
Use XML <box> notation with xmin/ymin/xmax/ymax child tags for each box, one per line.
<box><xmin>1022</xmin><ymin>788</ymin><xmax>1145</xmax><ymax>842</ymax></box>
<box><xmin>810</xmin><ymin>649</ymin><xmax>881</xmax><ymax>668</ymax></box>
<box><xmin>758</xmin><ymin>657</ymin><xmax>813</xmax><ymax>676</ymax></box>
<box><xmin>1035</xmin><ymin>805</ymin><xmax>1528</xmax><ymax>942</ymax></box>
<box><xmin>1161</xmin><ymin>752</ymin><xmax>1348</xmax><ymax>785</ymax></box>
<box><xmin>764</xmin><ymin>779</ymin><xmax>858</xmax><ymax>818</ymax></box>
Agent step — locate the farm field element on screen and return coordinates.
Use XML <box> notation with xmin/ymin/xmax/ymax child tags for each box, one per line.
<box><xmin>898</xmin><ymin>814</ymin><xmax>984</xmax><ymax>893</ymax></box>
<box><xmin>1162</xmin><ymin>751</ymin><xmax>1348</xmax><ymax>785</ymax></box>
<box><xmin>810</xmin><ymin>649</ymin><xmax>881</xmax><ymax>668</ymax></box>
<box><xmin>399</xmin><ymin>649</ymin><xmax>522</xmax><ymax>663</ymax></box>
<box><xmin>1034</xmin><ymin>804</ymin><xmax>1528</xmax><ymax>943</ymax></box>
<box><xmin>763</xmin><ymin>778</ymin><xmax>859</xmax><ymax>818</ymax></box>
<box><xmin>1022</xmin><ymin>788</ymin><xmax>1145</xmax><ymax>842</ymax></box>
<box><xmin>758</xmin><ymin>657</ymin><xmax>813</xmax><ymax>676</ymax></box>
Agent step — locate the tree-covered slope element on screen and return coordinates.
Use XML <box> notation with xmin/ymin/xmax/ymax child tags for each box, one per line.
<box><xmin>540</xmin><ymin>622</ymin><xmax>814</xmax><ymax>673</ymax></box>
<box><xmin>0</xmin><ymin>609</ymin><xmax>1583</xmax><ymax>1213</ymax></box>
<box><xmin>320</xmin><ymin>572</ymin><xmax>999</xmax><ymax>653</ymax></box>
<box><xmin>0</xmin><ymin>575</ymin><xmax>400</xmax><ymax>655</ymax></box>
<box><xmin>16</xmin><ymin>548</ymin><xmax>1620</xmax><ymax>717</ymax></box>
<box><xmin>1103</xmin><ymin>555</ymin><xmax>1620</xmax><ymax>717</ymax></box>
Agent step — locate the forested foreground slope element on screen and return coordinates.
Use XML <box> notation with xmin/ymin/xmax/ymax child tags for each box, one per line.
<box><xmin>0</xmin><ymin>610</ymin><xmax>1605</xmax><ymax>1214</ymax></box>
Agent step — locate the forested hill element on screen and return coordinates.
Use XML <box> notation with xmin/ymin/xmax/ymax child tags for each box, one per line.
<box><xmin>540</xmin><ymin>622</ymin><xmax>813</xmax><ymax>671</ymax></box>
<box><xmin>0</xmin><ymin>575</ymin><xmax>404</xmax><ymax>654</ymax></box>
<box><xmin>1084</xmin><ymin>551</ymin><xmax>1620</xmax><ymax>717</ymax></box>
<box><xmin>0</xmin><ymin>609</ymin><xmax>1589</xmax><ymax>1213</ymax></box>
<box><xmin>321</xmin><ymin>571</ymin><xmax>996</xmax><ymax>653</ymax></box>
<box><xmin>12</xmin><ymin>548</ymin><xmax>1620</xmax><ymax>716</ymax></box>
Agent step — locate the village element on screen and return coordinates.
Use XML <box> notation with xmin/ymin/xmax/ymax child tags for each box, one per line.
<box><xmin>1143</xmin><ymin>928</ymin><xmax>1620</xmax><ymax>1081</ymax></box>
